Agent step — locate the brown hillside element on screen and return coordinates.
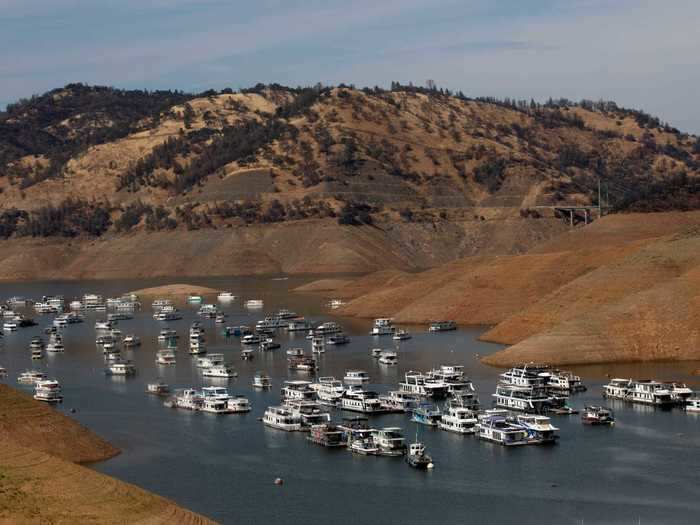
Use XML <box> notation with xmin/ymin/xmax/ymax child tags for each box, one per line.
<box><xmin>0</xmin><ymin>386</ymin><xmax>215</xmax><ymax>523</ymax></box>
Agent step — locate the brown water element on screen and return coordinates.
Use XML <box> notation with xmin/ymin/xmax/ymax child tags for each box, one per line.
<box><xmin>1</xmin><ymin>275</ymin><xmax>699</xmax><ymax>525</ymax></box>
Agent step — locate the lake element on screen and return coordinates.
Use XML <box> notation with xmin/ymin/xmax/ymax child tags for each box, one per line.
<box><xmin>1</xmin><ymin>276</ymin><xmax>699</xmax><ymax>524</ymax></box>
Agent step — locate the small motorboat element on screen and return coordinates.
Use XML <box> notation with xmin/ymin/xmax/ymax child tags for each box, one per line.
<box><xmin>405</xmin><ymin>441</ymin><xmax>433</xmax><ymax>469</ymax></box>
<box><xmin>147</xmin><ymin>382</ymin><xmax>170</xmax><ymax>395</ymax></box>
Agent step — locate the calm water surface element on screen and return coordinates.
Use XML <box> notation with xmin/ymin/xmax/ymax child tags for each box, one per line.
<box><xmin>1</xmin><ymin>276</ymin><xmax>699</xmax><ymax>525</ymax></box>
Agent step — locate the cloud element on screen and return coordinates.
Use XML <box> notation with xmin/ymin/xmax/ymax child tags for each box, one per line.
<box><xmin>1</xmin><ymin>0</ymin><xmax>699</xmax><ymax>132</ymax></box>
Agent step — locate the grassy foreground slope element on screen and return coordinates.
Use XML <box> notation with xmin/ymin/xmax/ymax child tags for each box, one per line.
<box><xmin>0</xmin><ymin>386</ymin><xmax>215</xmax><ymax>524</ymax></box>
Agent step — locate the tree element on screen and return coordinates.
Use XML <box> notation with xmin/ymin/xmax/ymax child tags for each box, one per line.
<box><xmin>183</xmin><ymin>103</ymin><xmax>195</xmax><ymax>129</ymax></box>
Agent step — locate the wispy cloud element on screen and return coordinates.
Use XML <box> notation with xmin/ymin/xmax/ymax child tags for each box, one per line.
<box><xmin>1</xmin><ymin>0</ymin><xmax>699</xmax><ymax>132</ymax></box>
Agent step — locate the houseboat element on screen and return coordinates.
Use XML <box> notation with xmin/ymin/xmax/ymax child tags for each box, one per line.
<box><xmin>284</xmin><ymin>399</ymin><xmax>331</xmax><ymax>429</ymax></box>
<box><xmin>106</xmin><ymin>361</ymin><xmax>136</xmax><ymax>376</ymax></box>
<box><xmin>379</xmin><ymin>391</ymin><xmax>419</xmax><ymax>413</ymax></box>
<box><xmin>344</xmin><ymin>370</ymin><xmax>370</xmax><ymax>384</ymax></box>
<box><xmin>217</xmin><ymin>291</ymin><xmax>236</xmax><ymax>302</ymax></box>
<box><xmin>313</xmin><ymin>322</ymin><xmax>343</xmax><ymax>336</ymax></box>
<box><xmin>33</xmin><ymin>380</ymin><xmax>63</xmax><ymax>403</ymax></box>
<box><xmin>428</xmin><ymin>320</ymin><xmax>457</xmax><ymax>332</ymax></box>
<box><xmin>202</xmin><ymin>365</ymin><xmax>238</xmax><ymax>379</ymax></box>
<box><xmin>253</xmin><ymin>372</ymin><xmax>271</xmax><ymax>389</ymax></box>
<box><xmin>196</xmin><ymin>353</ymin><xmax>225</xmax><ymax>368</ymax></box>
<box><xmin>371</xmin><ymin>427</ymin><xmax>407</xmax><ymax>456</ymax></box>
<box><xmin>311</xmin><ymin>377</ymin><xmax>346</xmax><ymax>406</ymax></box>
<box><xmin>146</xmin><ymin>382</ymin><xmax>170</xmax><ymax>395</ymax></box>
<box><xmin>399</xmin><ymin>372</ymin><xmax>449</xmax><ymax>399</ymax></box>
<box><xmin>392</xmin><ymin>329</ymin><xmax>412</xmax><ymax>341</ymax></box>
<box><xmin>581</xmin><ymin>406</ymin><xmax>615</xmax><ymax>425</ymax></box>
<box><xmin>286</xmin><ymin>319</ymin><xmax>312</xmax><ymax>332</ymax></box>
<box><xmin>288</xmin><ymin>356</ymin><xmax>317</xmax><ymax>372</ymax></box>
<box><xmin>18</xmin><ymin>370</ymin><xmax>47</xmax><ymax>384</ymax></box>
<box><xmin>155</xmin><ymin>349</ymin><xmax>177</xmax><ymax>365</ymax></box>
<box><xmin>685</xmin><ymin>397</ymin><xmax>700</xmax><ymax>413</ymax></box>
<box><xmin>308</xmin><ymin>424</ymin><xmax>347</xmax><ymax>447</ymax></box>
<box><xmin>157</xmin><ymin>329</ymin><xmax>178</xmax><ymax>342</ymax></box>
<box><xmin>370</xmin><ymin>318</ymin><xmax>395</xmax><ymax>336</ymax></box>
<box><xmin>626</xmin><ymin>380</ymin><xmax>674</xmax><ymax>406</ymax></box>
<box><xmin>516</xmin><ymin>414</ymin><xmax>559</xmax><ymax>444</ymax></box>
<box><xmin>493</xmin><ymin>384</ymin><xmax>552</xmax><ymax>413</ymax></box>
<box><xmin>438</xmin><ymin>406</ymin><xmax>478</xmax><ymax>434</ymax></box>
<box><xmin>311</xmin><ymin>337</ymin><xmax>326</xmax><ymax>354</ymax></box>
<box><xmin>477</xmin><ymin>416</ymin><xmax>529</xmax><ymax>446</ymax></box>
<box><xmin>241</xmin><ymin>334</ymin><xmax>262</xmax><ymax>345</ymax></box>
<box><xmin>326</xmin><ymin>333</ymin><xmax>350</xmax><ymax>345</ymax></box>
<box><xmin>602</xmin><ymin>378</ymin><xmax>631</xmax><ymax>400</ymax></box>
<box><xmin>260</xmin><ymin>339</ymin><xmax>280</xmax><ymax>351</ymax></box>
<box><xmin>263</xmin><ymin>406</ymin><xmax>302</xmax><ymax>431</ymax></box>
<box><xmin>281</xmin><ymin>380</ymin><xmax>316</xmax><ymax>402</ymax></box>
<box><xmin>378</xmin><ymin>351</ymin><xmax>398</xmax><ymax>365</ymax></box>
<box><xmin>244</xmin><ymin>299</ymin><xmax>264</xmax><ymax>309</ymax></box>
<box><xmin>341</xmin><ymin>389</ymin><xmax>385</xmax><ymax>413</ymax></box>
<box><xmin>411</xmin><ymin>403</ymin><xmax>442</xmax><ymax>426</ymax></box>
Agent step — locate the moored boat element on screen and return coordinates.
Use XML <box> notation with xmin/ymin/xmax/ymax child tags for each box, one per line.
<box><xmin>581</xmin><ymin>406</ymin><xmax>615</xmax><ymax>425</ymax></box>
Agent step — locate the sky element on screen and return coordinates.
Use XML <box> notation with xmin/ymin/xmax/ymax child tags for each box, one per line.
<box><xmin>1</xmin><ymin>0</ymin><xmax>699</xmax><ymax>133</ymax></box>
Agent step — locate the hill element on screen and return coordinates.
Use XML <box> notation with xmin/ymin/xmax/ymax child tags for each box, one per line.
<box><xmin>0</xmin><ymin>82</ymin><xmax>698</xmax><ymax>278</ymax></box>
<box><xmin>304</xmin><ymin>211</ymin><xmax>700</xmax><ymax>366</ymax></box>
<box><xmin>0</xmin><ymin>385</ymin><xmax>215</xmax><ymax>523</ymax></box>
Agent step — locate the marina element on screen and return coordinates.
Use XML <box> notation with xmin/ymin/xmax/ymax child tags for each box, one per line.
<box><xmin>0</xmin><ymin>276</ymin><xmax>698</xmax><ymax>524</ymax></box>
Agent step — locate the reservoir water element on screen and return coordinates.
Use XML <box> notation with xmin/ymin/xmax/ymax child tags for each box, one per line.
<box><xmin>1</xmin><ymin>276</ymin><xmax>699</xmax><ymax>524</ymax></box>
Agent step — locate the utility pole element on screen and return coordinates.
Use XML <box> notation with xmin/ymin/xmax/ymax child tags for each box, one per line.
<box><xmin>598</xmin><ymin>177</ymin><xmax>602</xmax><ymax>219</ymax></box>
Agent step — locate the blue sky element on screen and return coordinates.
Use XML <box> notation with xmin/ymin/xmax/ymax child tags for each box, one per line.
<box><xmin>2</xmin><ymin>0</ymin><xmax>699</xmax><ymax>132</ymax></box>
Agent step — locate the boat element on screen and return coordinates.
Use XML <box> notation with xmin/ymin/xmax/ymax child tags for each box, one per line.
<box><xmin>685</xmin><ymin>397</ymin><xmax>700</xmax><ymax>413</ymax></box>
<box><xmin>311</xmin><ymin>377</ymin><xmax>346</xmax><ymax>406</ymax></box>
<box><xmin>106</xmin><ymin>361</ymin><xmax>136</xmax><ymax>376</ymax></box>
<box><xmin>217</xmin><ymin>292</ymin><xmax>236</xmax><ymax>302</ymax></box>
<box><xmin>428</xmin><ymin>320</ymin><xmax>457</xmax><ymax>332</ymax></box>
<box><xmin>30</xmin><ymin>336</ymin><xmax>45</xmax><ymax>350</ymax></box>
<box><xmin>286</xmin><ymin>319</ymin><xmax>312</xmax><ymax>332</ymax></box>
<box><xmin>613</xmin><ymin>379</ymin><xmax>674</xmax><ymax>406</ymax></box>
<box><xmin>392</xmin><ymin>329</ymin><xmax>411</xmax><ymax>341</ymax></box>
<box><xmin>516</xmin><ymin>414</ymin><xmax>560</xmax><ymax>444</ymax></box>
<box><xmin>0</xmin><ymin>367</ymin><xmax>6</xmax><ymax>379</ymax></box>
<box><xmin>326</xmin><ymin>333</ymin><xmax>350</xmax><ymax>345</ymax></box>
<box><xmin>202</xmin><ymin>365</ymin><xmax>238</xmax><ymax>378</ymax></box>
<box><xmin>286</xmin><ymin>347</ymin><xmax>304</xmax><ymax>357</ymax></box>
<box><xmin>256</xmin><ymin>317</ymin><xmax>285</xmax><ymax>330</ymax></box>
<box><xmin>379</xmin><ymin>391</ymin><xmax>419</xmax><ymax>412</ymax></box>
<box><xmin>241</xmin><ymin>334</ymin><xmax>262</xmax><ymax>345</ymax></box>
<box><xmin>327</xmin><ymin>299</ymin><xmax>344</xmax><ymax>309</ymax></box>
<box><xmin>122</xmin><ymin>335</ymin><xmax>141</xmax><ymax>347</ymax></box>
<box><xmin>187</xmin><ymin>294</ymin><xmax>203</xmax><ymax>304</ymax></box>
<box><xmin>253</xmin><ymin>372</ymin><xmax>271</xmax><ymax>389</ymax></box>
<box><xmin>438</xmin><ymin>406</ymin><xmax>478</xmax><ymax>434</ymax></box>
<box><xmin>602</xmin><ymin>378</ymin><xmax>631</xmax><ymax>400</ymax></box>
<box><xmin>196</xmin><ymin>353</ymin><xmax>225</xmax><ymax>368</ymax></box>
<box><xmin>371</xmin><ymin>348</ymin><xmax>383</xmax><ymax>358</ymax></box>
<box><xmin>189</xmin><ymin>338</ymin><xmax>206</xmax><ymax>355</ymax></box>
<box><xmin>33</xmin><ymin>380</ymin><xmax>63</xmax><ymax>403</ymax></box>
<box><xmin>2</xmin><ymin>321</ymin><xmax>18</xmax><ymax>331</ymax></box>
<box><xmin>155</xmin><ymin>349</ymin><xmax>177</xmax><ymax>365</ymax></box>
<box><xmin>341</xmin><ymin>388</ymin><xmax>385</xmax><ymax>413</ymax></box>
<box><xmin>476</xmin><ymin>415</ymin><xmax>529</xmax><ymax>446</ymax></box>
<box><xmin>371</xmin><ymin>427</ymin><xmax>407</xmax><ymax>456</ymax></box>
<box><xmin>46</xmin><ymin>340</ymin><xmax>65</xmax><ymax>353</ymax></box>
<box><xmin>426</xmin><ymin>365</ymin><xmax>476</xmax><ymax>397</ymax></box>
<box><xmin>492</xmin><ymin>384</ymin><xmax>553</xmax><ymax>413</ymax></box>
<box><xmin>281</xmin><ymin>380</ymin><xmax>316</xmax><ymax>402</ymax></box>
<box><xmin>215</xmin><ymin>313</ymin><xmax>226</xmax><ymax>324</ymax></box>
<box><xmin>244</xmin><ymin>299</ymin><xmax>264</xmax><ymax>309</ymax></box>
<box><xmin>263</xmin><ymin>406</ymin><xmax>302</xmax><ymax>431</ymax></box>
<box><xmin>197</xmin><ymin>304</ymin><xmax>219</xmax><ymax>318</ymax></box>
<box><xmin>146</xmin><ymin>382</ymin><xmax>170</xmax><ymax>395</ymax></box>
<box><xmin>284</xmin><ymin>399</ymin><xmax>331</xmax><ymax>428</ymax></box>
<box><xmin>107</xmin><ymin>312</ymin><xmax>133</xmax><ymax>322</ymax></box>
<box><xmin>667</xmin><ymin>382</ymin><xmax>694</xmax><ymax>404</ymax></box>
<box><xmin>546</xmin><ymin>369</ymin><xmax>587</xmax><ymax>393</ymax></box>
<box><xmin>18</xmin><ymin>370</ymin><xmax>47</xmax><ymax>384</ymax></box>
<box><xmin>275</xmin><ymin>309</ymin><xmax>298</xmax><ymax>320</ymax></box>
<box><xmin>344</xmin><ymin>370</ymin><xmax>370</xmax><ymax>384</ymax></box>
<box><xmin>157</xmin><ymin>329</ymin><xmax>178</xmax><ymax>342</ymax></box>
<box><xmin>258</xmin><ymin>339</ymin><xmax>279</xmax><ymax>352</ymax></box>
<box><xmin>166</xmin><ymin>389</ymin><xmax>202</xmax><ymax>411</ymax></box>
<box><xmin>411</xmin><ymin>403</ymin><xmax>442</xmax><ymax>426</ymax></box>
<box><xmin>200</xmin><ymin>387</ymin><xmax>250</xmax><ymax>413</ymax></box>
<box><xmin>308</xmin><ymin>424</ymin><xmax>347</xmax><ymax>447</ymax></box>
<box><xmin>370</xmin><ymin>318</ymin><xmax>395</xmax><ymax>336</ymax></box>
<box><xmin>399</xmin><ymin>372</ymin><xmax>449</xmax><ymax>399</ymax></box>
<box><xmin>349</xmin><ymin>437</ymin><xmax>379</xmax><ymax>455</ymax></box>
<box><xmin>241</xmin><ymin>348</ymin><xmax>255</xmax><ymax>360</ymax></box>
<box><xmin>312</xmin><ymin>322</ymin><xmax>342</xmax><ymax>336</ymax></box>
<box><xmin>288</xmin><ymin>356</ymin><xmax>317</xmax><ymax>372</ymax></box>
<box><xmin>405</xmin><ymin>441</ymin><xmax>432</xmax><ymax>469</ymax></box>
<box><xmin>378</xmin><ymin>351</ymin><xmax>398</xmax><ymax>365</ymax></box>
<box><xmin>151</xmin><ymin>299</ymin><xmax>172</xmax><ymax>309</ymax></box>
<box><xmin>154</xmin><ymin>310</ymin><xmax>182</xmax><ymax>321</ymax></box>
<box><xmin>31</xmin><ymin>347</ymin><xmax>43</xmax><ymax>360</ymax></box>
<box><xmin>581</xmin><ymin>406</ymin><xmax>615</xmax><ymax>425</ymax></box>
<box><xmin>94</xmin><ymin>320</ymin><xmax>113</xmax><ymax>330</ymax></box>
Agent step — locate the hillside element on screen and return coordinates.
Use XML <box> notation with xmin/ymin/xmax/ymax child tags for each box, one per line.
<box><xmin>0</xmin><ymin>82</ymin><xmax>698</xmax><ymax>278</ymax></box>
<box><xmin>303</xmin><ymin>211</ymin><xmax>700</xmax><ymax>366</ymax></box>
<box><xmin>0</xmin><ymin>385</ymin><xmax>215</xmax><ymax>524</ymax></box>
